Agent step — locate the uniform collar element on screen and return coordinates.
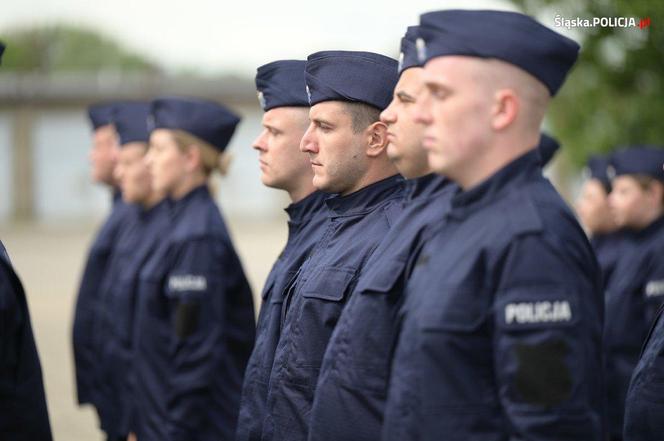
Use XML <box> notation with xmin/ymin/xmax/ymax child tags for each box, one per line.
<box><xmin>285</xmin><ymin>190</ymin><xmax>328</xmax><ymax>224</ymax></box>
<box><xmin>449</xmin><ymin>149</ymin><xmax>542</xmax><ymax>217</ymax></box>
<box><xmin>406</xmin><ymin>173</ymin><xmax>452</xmax><ymax>201</ymax></box>
<box><xmin>592</xmin><ymin>228</ymin><xmax>629</xmax><ymax>244</ymax></box>
<box><xmin>169</xmin><ymin>184</ymin><xmax>210</xmax><ymax>217</ymax></box>
<box><xmin>140</xmin><ymin>197</ymin><xmax>169</xmax><ymax>220</ymax></box>
<box><xmin>112</xmin><ymin>188</ymin><xmax>123</xmax><ymax>205</ymax></box>
<box><xmin>325</xmin><ymin>174</ymin><xmax>404</xmax><ymax>217</ymax></box>
<box><xmin>633</xmin><ymin>214</ymin><xmax>664</xmax><ymax>241</ymax></box>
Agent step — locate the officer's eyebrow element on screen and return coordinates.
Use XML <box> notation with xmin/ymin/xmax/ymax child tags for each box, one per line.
<box><xmin>311</xmin><ymin>116</ymin><xmax>335</xmax><ymax>128</ymax></box>
<box><xmin>262</xmin><ymin>122</ymin><xmax>281</xmax><ymax>132</ymax></box>
<box><xmin>425</xmin><ymin>79</ymin><xmax>452</xmax><ymax>93</ymax></box>
<box><xmin>423</xmin><ymin>73</ymin><xmax>453</xmax><ymax>93</ymax></box>
<box><xmin>396</xmin><ymin>90</ymin><xmax>416</xmax><ymax>102</ymax></box>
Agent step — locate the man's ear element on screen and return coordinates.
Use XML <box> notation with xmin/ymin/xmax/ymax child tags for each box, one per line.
<box><xmin>491</xmin><ymin>88</ymin><xmax>519</xmax><ymax>131</ymax></box>
<box><xmin>365</xmin><ymin>121</ymin><xmax>389</xmax><ymax>158</ymax></box>
<box><xmin>185</xmin><ymin>144</ymin><xmax>203</xmax><ymax>172</ymax></box>
<box><xmin>648</xmin><ymin>180</ymin><xmax>664</xmax><ymax>207</ymax></box>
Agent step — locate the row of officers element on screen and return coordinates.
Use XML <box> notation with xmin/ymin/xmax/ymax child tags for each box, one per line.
<box><xmin>2</xmin><ymin>9</ymin><xmax>664</xmax><ymax>441</ymax></box>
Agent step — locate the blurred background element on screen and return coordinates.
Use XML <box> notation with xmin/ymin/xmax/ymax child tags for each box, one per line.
<box><xmin>0</xmin><ymin>0</ymin><xmax>661</xmax><ymax>439</ymax></box>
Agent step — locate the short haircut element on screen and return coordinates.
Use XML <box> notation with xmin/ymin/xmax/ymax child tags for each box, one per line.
<box><xmin>342</xmin><ymin>102</ymin><xmax>382</xmax><ymax>133</ymax></box>
<box><xmin>632</xmin><ymin>174</ymin><xmax>664</xmax><ymax>205</ymax></box>
<box><xmin>170</xmin><ymin>129</ymin><xmax>231</xmax><ymax>176</ymax></box>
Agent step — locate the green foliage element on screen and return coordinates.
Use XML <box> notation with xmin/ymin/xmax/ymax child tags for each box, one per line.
<box><xmin>511</xmin><ymin>0</ymin><xmax>663</xmax><ymax>166</ymax></box>
<box><xmin>1</xmin><ymin>24</ymin><xmax>158</xmax><ymax>73</ymax></box>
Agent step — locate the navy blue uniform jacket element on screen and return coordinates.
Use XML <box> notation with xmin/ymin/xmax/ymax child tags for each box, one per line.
<box><xmin>132</xmin><ymin>186</ymin><xmax>255</xmax><ymax>441</ymax></box>
<box><xmin>383</xmin><ymin>151</ymin><xmax>606</xmax><ymax>441</ymax></box>
<box><xmin>236</xmin><ymin>190</ymin><xmax>329</xmax><ymax>441</ymax></box>
<box><xmin>72</xmin><ymin>192</ymin><xmax>128</xmax><ymax>406</ymax></box>
<box><xmin>94</xmin><ymin>200</ymin><xmax>170</xmax><ymax>438</ymax></box>
<box><xmin>606</xmin><ymin>216</ymin><xmax>664</xmax><ymax>440</ymax></box>
<box><xmin>261</xmin><ymin>175</ymin><xmax>405</xmax><ymax>441</ymax></box>
<box><xmin>0</xmin><ymin>241</ymin><xmax>52</xmax><ymax>440</ymax></box>
<box><xmin>308</xmin><ymin>174</ymin><xmax>455</xmax><ymax>441</ymax></box>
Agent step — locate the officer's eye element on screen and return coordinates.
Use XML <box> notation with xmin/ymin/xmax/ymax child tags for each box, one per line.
<box><xmin>432</xmin><ymin>89</ymin><xmax>446</xmax><ymax>100</ymax></box>
<box><xmin>428</xmin><ymin>84</ymin><xmax>451</xmax><ymax>100</ymax></box>
<box><xmin>316</xmin><ymin>121</ymin><xmax>332</xmax><ymax>132</ymax></box>
<box><xmin>397</xmin><ymin>92</ymin><xmax>415</xmax><ymax>104</ymax></box>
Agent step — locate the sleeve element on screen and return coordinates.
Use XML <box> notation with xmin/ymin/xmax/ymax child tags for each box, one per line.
<box><xmin>492</xmin><ymin>235</ymin><xmax>605</xmax><ymax>441</ymax></box>
<box><xmin>162</xmin><ymin>238</ymin><xmax>227</xmax><ymax>441</ymax></box>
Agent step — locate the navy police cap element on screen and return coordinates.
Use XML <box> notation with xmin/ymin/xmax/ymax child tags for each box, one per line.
<box><xmin>584</xmin><ymin>155</ymin><xmax>612</xmax><ymax>191</ymax></box>
<box><xmin>609</xmin><ymin>146</ymin><xmax>664</xmax><ymax>182</ymax></box>
<box><xmin>418</xmin><ymin>9</ymin><xmax>580</xmax><ymax>96</ymax></box>
<box><xmin>149</xmin><ymin>97</ymin><xmax>241</xmax><ymax>153</ymax></box>
<box><xmin>113</xmin><ymin>101</ymin><xmax>151</xmax><ymax>146</ymax></box>
<box><xmin>305</xmin><ymin>50</ymin><xmax>399</xmax><ymax>110</ymax></box>
<box><xmin>398</xmin><ymin>26</ymin><xmax>422</xmax><ymax>74</ymax></box>
<box><xmin>255</xmin><ymin>60</ymin><xmax>309</xmax><ymax>112</ymax></box>
<box><xmin>88</xmin><ymin>102</ymin><xmax>117</xmax><ymax>130</ymax></box>
<box><xmin>538</xmin><ymin>132</ymin><xmax>560</xmax><ymax>167</ymax></box>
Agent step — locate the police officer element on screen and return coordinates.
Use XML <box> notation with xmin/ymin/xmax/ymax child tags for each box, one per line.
<box><xmin>131</xmin><ymin>97</ymin><xmax>255</xmax><ymax>441</ymax></box>
<box><xmin>261</xmin><ymin>51</ymin><xmax>404</xmax><ymax>441</ymax></box>
<box><xmin>92</xmin><ymin>101</ymin><xmax>169</xmax><ymax>441</ymax></box>
<box><xmin>0</xmin><ymin>39</ymin><xmax>53</xmax><ymax>441</ymax></box>
<box><xmin>603</xmin><ymin>147</ymin><xmax>664</xmax><ymax>441</ymax></box>
<box><xmin>72</xmin><ymin>100</ymin><xmax>129</xmax><ymax>418</ymax></box>
<box><xmin>236</xmin><ymin>60</ymin><xmax>329</xmax><ymax>441</ymax></box>
<box><xmin>623</xmin><ymin>155</ymin><xmax>664</xmax><ymax>441</ymax></box>
<box><xmin>307</xmin><ymin>26</ymin><xmax>456</xmax><ymax>441</ymax></box>
<box><xmin>382</xmin><ymin>10</ymin><xmax>605</xmax><ymax>440</ymax></box>
<box><xmin>576</xmin><ymin>154</ymin><xmax>624</xmax><ymax>289</ymax></box>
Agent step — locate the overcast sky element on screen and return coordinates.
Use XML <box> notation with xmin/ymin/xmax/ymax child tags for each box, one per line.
<box><xmin>1</xmin><ymin>0</ymin><xmax>528</xmax><ymax>75</ymax></box>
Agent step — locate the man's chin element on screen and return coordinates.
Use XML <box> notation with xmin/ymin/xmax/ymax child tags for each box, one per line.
<box><xmin>428</xmin><ymin>160</ymin><xmax>449</xmax><ymax>176</ymax></box>
<box><xmin>387</xmin><ymin>140</ymin><xmax>403</xmax><ymax>156</ymax></box>
<box><xmin>613</xmin><ymin>218</ymin><xmax>628</xmax><ymax>229</ymax></box>
<box><xmin>260</xmin><ymin>173</ymin><xmax>273</xmax><ymax>187</ymax></box>
<box><xmin>387</xmin><ymin>152</ymin><xmax>402</xmax><ymax>164</ymax></box>
<box><xmin>312</xmin><ymin>175</ymin><xmax>331</xmax><ymax>192</ymax></box>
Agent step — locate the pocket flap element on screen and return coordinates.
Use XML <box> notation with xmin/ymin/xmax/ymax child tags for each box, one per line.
<box><xmin>356</xmin><ymin>259</ymin><xmax>406</xmax><ymax>294</ymax></box>
<box><xmin>302</xmin><ymin>267</ymin><xmax>355</xmax><ymax>302</ymax></box>
<box><xmin>269</xmin><ymin>270</ymin><xmax>298</xmax><ymax>304</ymax></box>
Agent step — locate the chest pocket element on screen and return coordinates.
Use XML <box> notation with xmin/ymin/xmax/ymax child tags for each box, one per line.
<box><xmin>261</xmin><ymin>273</ymin><xmax>277</xmax><ymax>302</ymax></box>
<box><xmin>414</xmin><ymin>283</ymin><xmax>497</xmax><ymax>413</ymax></box>
<box><xmin>335</xmin><ymin>259</ymin><xmax>407</xmax><ymax>392</ymax></box>
<box><xmin>418</xmin><ymin>283</ymin><xmax>490</xmax><ymax>333</ymax></box>
<box><xmin>254</xmin><ymin>270</ymin><xmax>296</xmax><ymax>348</ymax></box>
<box><xmin>271</xmin><ymin>270</ymin><xmax>297</xmax><ymax>305</ymax></box>
<box><xmin>302</xmin><ymin>267</ymin><xmax>355</xmax><ymax>302</ymax></box>
<box><xmin>356</xmin><ymin>259</ymin><xmax>406</xmax><ymax>296</ymax></box>
<box><xmin>290</xmin><ymin>267</ymin><xmax>356</xmax><ymax>372</ymax></box>
<box><xmin>261</xmin><ymin>264</ymin><xmax>297</xmax><ymax>303</ymax></box>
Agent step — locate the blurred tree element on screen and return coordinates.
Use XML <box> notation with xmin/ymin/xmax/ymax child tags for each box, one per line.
<box><xmin>1</xmin><ymin>25</ymin><xmax>159</xmax><ymax>74</ymax></box>
<box><xmin>511</xmin><ymin>0</ymin><xmax>663</xmax><ymax>166</ymax></box>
